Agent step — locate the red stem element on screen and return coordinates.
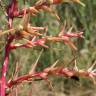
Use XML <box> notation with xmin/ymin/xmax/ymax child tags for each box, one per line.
<box><xmin>7</xmin><ymin>67</ymin><xmax>96</xmax><ymax>89</ymax></box>
<box><xmin>0</xmin><ymin>36</ymin><xmax>14</xmax><ymax>96</ymax></box>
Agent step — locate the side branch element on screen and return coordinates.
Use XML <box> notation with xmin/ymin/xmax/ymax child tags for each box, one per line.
<box><xmin>7</xmin><ymin>67</ymin><xmax>96</xmax><ymax>88</ymax></box>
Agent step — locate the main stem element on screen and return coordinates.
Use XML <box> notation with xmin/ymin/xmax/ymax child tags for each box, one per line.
<box><xmin>0</xmin><ymin>36</ymin><xmax>13</xmax><ymax>96</ymax></box>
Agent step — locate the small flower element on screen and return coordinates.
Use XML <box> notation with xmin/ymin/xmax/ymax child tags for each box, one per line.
<box><xmin>63</xmin><ymin>32</ymin><xmax>84</xmax><ymax>38</ymax></box>
<box><xmin>33</xmin><ymin>38</ymin><xmax>49</xmax><ymax>48</ymax></box>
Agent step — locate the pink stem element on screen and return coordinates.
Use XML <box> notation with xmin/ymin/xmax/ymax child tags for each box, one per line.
<box><xmin>7</xmin><ymin>67</ymin><xmax>96</xmax><ymax>88</ymax></box>
<box><xmin>0</xmin><ymin>36</ymin><xmax>14</xmax><ymax>96</ymax></box>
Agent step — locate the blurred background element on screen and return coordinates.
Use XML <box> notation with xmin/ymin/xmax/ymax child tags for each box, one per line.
<box><xmin>0</xmin><ymin>0</ymin><xmax>96</xmax><ymax>96</ymax></box>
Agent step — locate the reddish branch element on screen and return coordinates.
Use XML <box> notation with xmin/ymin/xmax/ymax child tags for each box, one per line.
<box><xmin>0</xmin><ymin>36</ymin><xmax>14</xmax><ymax>96</ymax></box>
<box><xmin>14</xmin><ymin>4</ymin><xmax>48</xmax><ymax>17</ymax></box>
<box><xmin>0</xmin><ymin>0</ymin><xmax>17</xmax><ymax>95</ymax></box>
<box><xmin>9</xmin><ymin>0</ymin><xmax>85</xmax><ymax>18</ymax></box>
<box><xmin>7</xmin><ymin>67</ymin><xmax>96</xmax><ymax>89</ymax></box>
